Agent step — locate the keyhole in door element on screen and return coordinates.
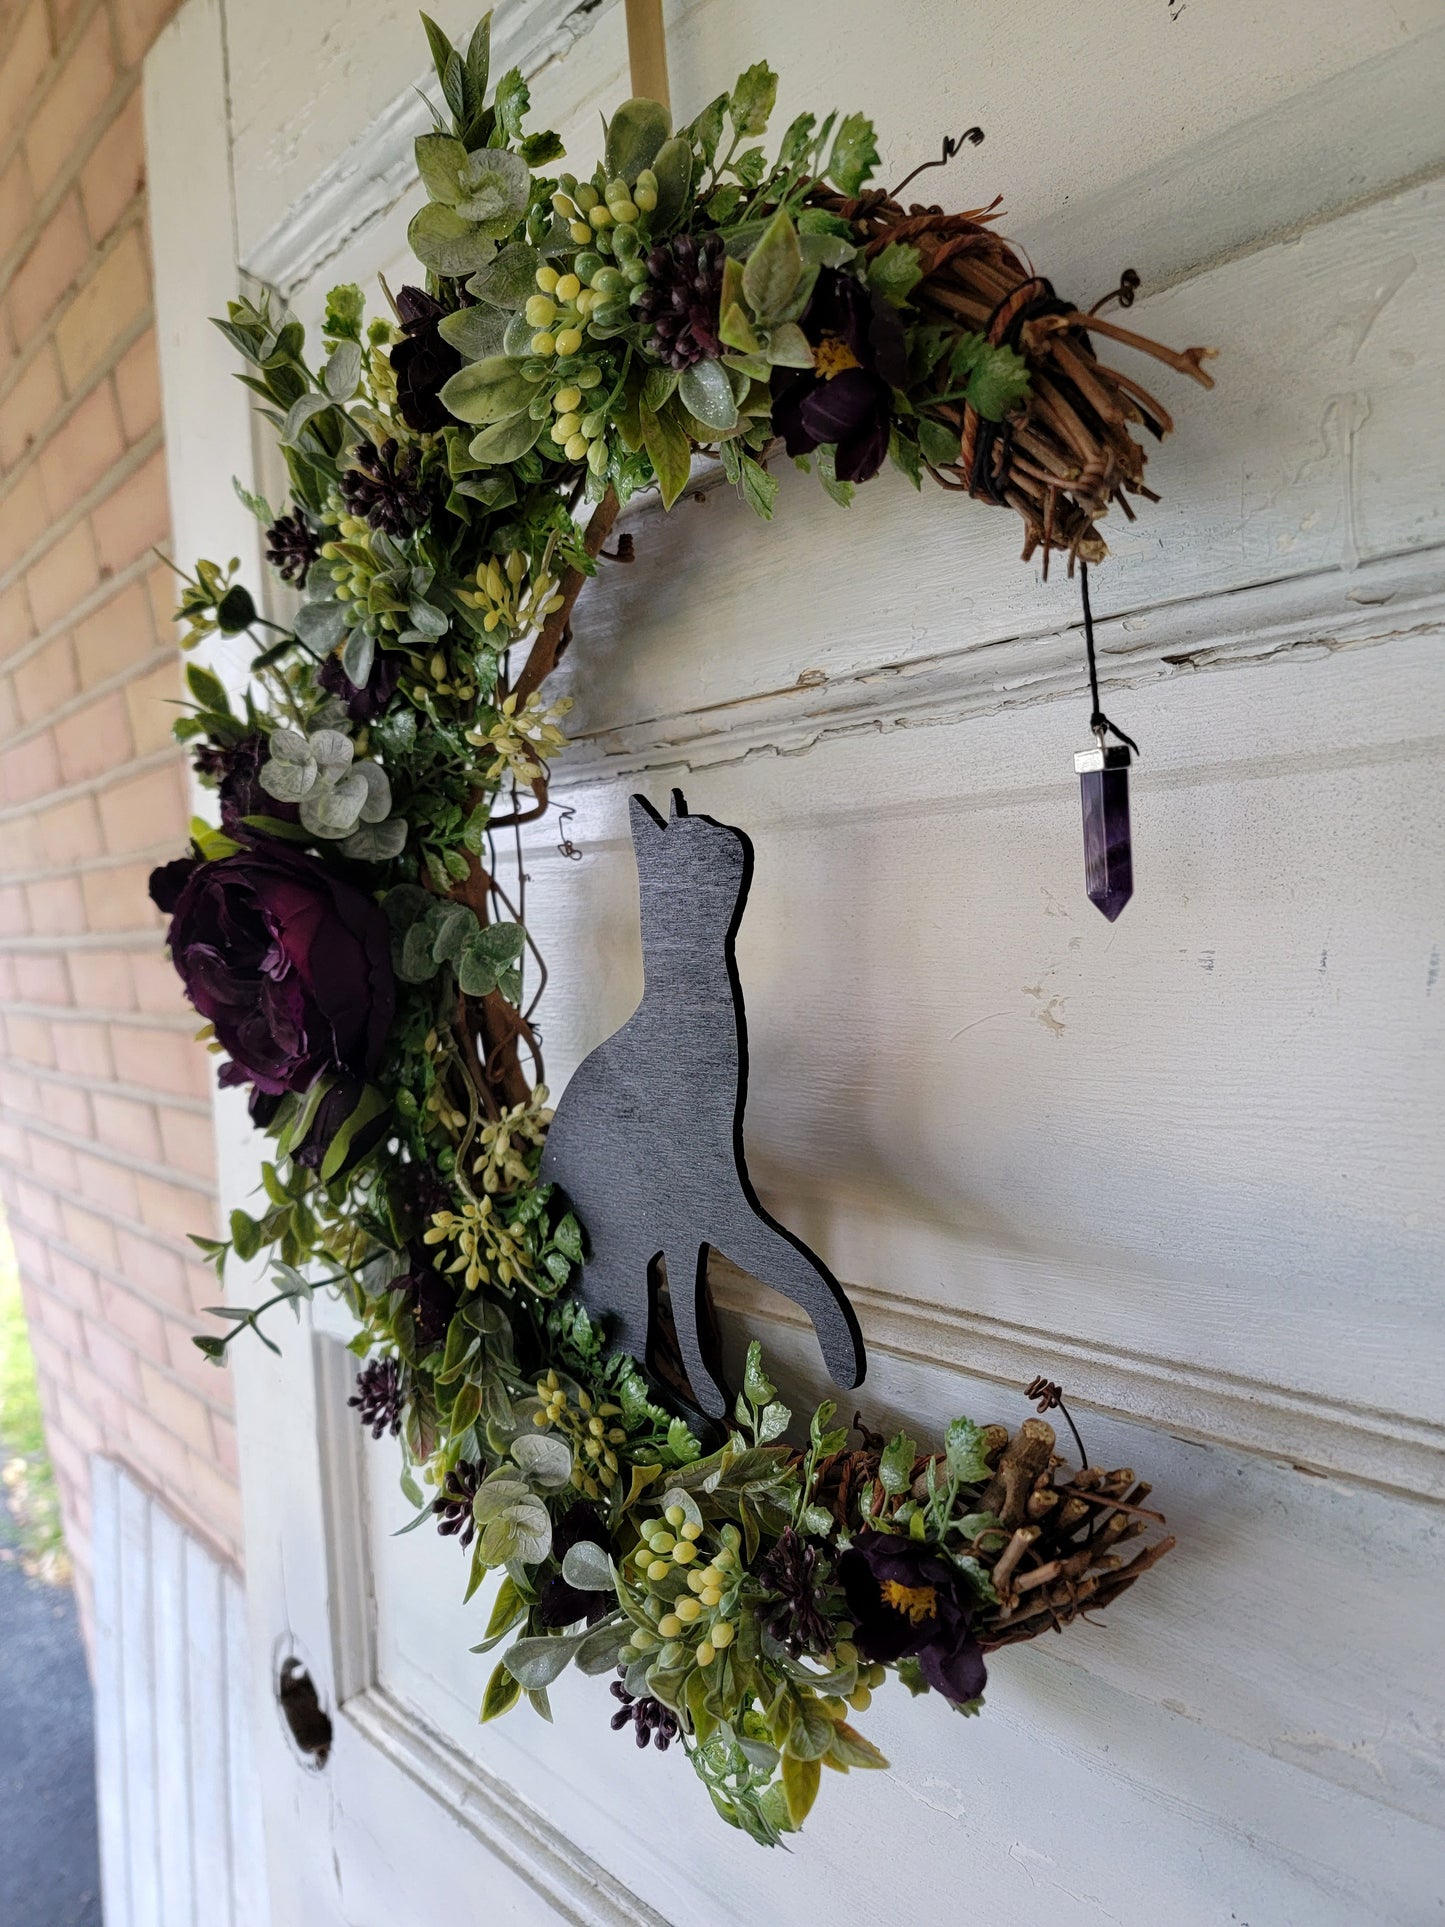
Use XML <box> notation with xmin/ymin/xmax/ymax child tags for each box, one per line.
<box><xmin>276</xmin><ymin>1655</ymin><xmax>333</xmax><ymax>1768</ymax></box>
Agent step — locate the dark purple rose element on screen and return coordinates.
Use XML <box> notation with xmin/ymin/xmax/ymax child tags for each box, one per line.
<box><xmin>195</xmin><ymin>733</ymin><xmax>299</xmax><ymax>833</ymax></box>
<box><xmin>318</xmin><ymin>648</ymin><xmax>402</xmax><ymax>724</ymax></box>
<box><xmin>536</xmin><ymin>1503</ymin><xmax>613</xmax><ymax>1627</ymax></box>
<box><xmin>148</xmin><ymin>843</ymin><xmax>395</xmax><ymax>1099</ymax></box>
<box><xmin>838</xmin><ymin>1529</ymin><xmax>987</xmax><ymax>1705</ymax></box>
<box><xmin>391</xmin><ymin>287</ymin><xmax>462</xmax><ymax>434</ymax></box>
<box><xmin>771</xmin><ymin>268</ymin><xmax>909</xmax><ymax>484</ymax></box>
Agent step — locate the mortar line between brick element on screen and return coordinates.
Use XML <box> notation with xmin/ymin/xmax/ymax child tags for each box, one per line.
<box><xmin>2</xmin><ymin>643</ymin><xmax>175</xmax><ymax>753</ymax></box>
<box><xmin>0</xmin><ymin>0</ymin><xmax>112</xmax><ymax>185</ymax></box>
<box><xmin>0</xmin><ymin>197</ymin><xmax>149</xmax><ymax>414</ymax></box>
<box><xmin>0</xmin><ymin>1100</ymin><xmax>216</xmax><ymax>1191</ymax></box>
<box><xmin>0</xmin><ymin>420</ymin><xmax>163</xmax><ymax>603</ymax></box>
<box><xmin>0</xmin><ymin>302</ymin><xmax>153</xmax><ymax>507</ymax></box>
<box><xmin>0</xmin><ymin>77</ymin><xmax>143</xmax><ymax>297</ymax></box>
<box><xmin>1</xmin><ymin>1199</ymin><xmax>222</xmax><ymax>1335</ymax></box>
<box><xmin>0</xmin><ymin>1054</ymin><xmax>212</xmax><ymax>1116</ymax></box>
<box><xmin>0</xmin><ymin>547</ymin><xmax>157</xmax><ymax>679</ymax></box>
<box><xmin>0</xmin><ymin>928</ymin><xmax>168</xmax><ymax>953</ymax></box>
<box><xmin>2</xmin><ymin>1165</ymin><xmax>214</xmax><ymax>1262</ymax></box>
<box><xmin>1</xmin><ymin>998</ymin><xmax>195</xmax><ymax>1029</ymax></box>
<box><xmin>0</xmin><ymin>741</ymin><xmax>178</xmax><ymax>826</ymax></box>
<box><xmin>0</xmin><ymin>838</ymin><xmax>179</xmax><ymax>891</ymax></box>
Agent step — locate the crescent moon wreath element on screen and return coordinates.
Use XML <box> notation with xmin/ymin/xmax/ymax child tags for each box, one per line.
<box><xmin>154</xmin><ymin>11</ymin><xmax>1201</xmax><ymax>1844</ymax></box>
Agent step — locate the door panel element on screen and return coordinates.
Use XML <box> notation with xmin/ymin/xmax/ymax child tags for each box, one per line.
<box><xmin>147</xmin><ymin>0</ymin><xmax>1445</xmax><ymax>1918</ymax></box>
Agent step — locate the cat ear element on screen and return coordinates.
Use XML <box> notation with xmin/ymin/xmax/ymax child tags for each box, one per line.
<box><xmin>668</xmin><ymin>789</ymin><xmax>689</xmax><ymax>821</ymax></box>
<box><xmin>629</xmin><ymin>793</ymin><xmax>667</xmax><ymax>851</ymax></box>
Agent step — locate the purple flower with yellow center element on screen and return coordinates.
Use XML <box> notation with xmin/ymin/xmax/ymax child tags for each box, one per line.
<box><xmin>770</xmin><ymin>267</ymin><xmax>909</xmax><ymax>484</ymax></box>
<box><xmin>837</xmin><ymin>1529</ymin><xmax>987</xmax><ymax>1705</ymax></box>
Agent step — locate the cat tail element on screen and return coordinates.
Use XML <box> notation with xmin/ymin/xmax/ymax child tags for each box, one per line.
<box><xmin>711</xmin><ymin>1212</ymin><xmax>866</xmax><ymax>1392</ymax></box>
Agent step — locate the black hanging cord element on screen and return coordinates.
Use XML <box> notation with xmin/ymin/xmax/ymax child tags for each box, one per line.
<box><xmin>1079</xmin><ymin>562</ymin><xmax>1140</xmax><ymax>754</ymax></box>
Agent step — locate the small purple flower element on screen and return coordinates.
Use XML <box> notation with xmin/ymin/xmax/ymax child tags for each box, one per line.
<box><xmin>148</xmin><ymin>843</ymin><xmax>395</xmax><ymax>1099</ymax></box>
<box><xmin>391</xmin><ymin>287</ymin><xmax>462</xmax><ymax>435</ymax></box>
<box><xmin>194</xmin><ymin>733</ymin><xmax>298</xmax><ymax>833</ymax></box>
<box><xmin>317</xmin><ymin>648</ymin><xmax>401</xmax><ymax>724</ymax></box>
<box><xmin>770</xmin><ymin>268</ymin><xmax>909</xmax><ymax>484</ymax></box>
<box><xmin>838</xmin><ymin>1529</ymin><xmax>987</xmax><ymax>1705</ymax></box>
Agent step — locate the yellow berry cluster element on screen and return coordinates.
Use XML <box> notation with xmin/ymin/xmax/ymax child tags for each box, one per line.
<box><xmin>321</xmin><ymin>515</ymin><xmax>396</xmax><ymax>628</ymax></box>
<box><xmin>473</xmin><ymin>1086</ymin><xmax>552</xmax><ymax>1193</ymax></box>
<box><xmin>425</xmin><ymin>1194</ymin><xmax>533</xmax><ymax>1292</ymax></box>
<box><xmin>532</xmin><ymin>1371</ymin><xmax>627</xmax><ymax>1498</ymax></box>
<box><xmin>466</xmin><ymin>689</ymin><xmax>572</xmax><ymax>786</ymax></box>
<box><xmin>622</xmin><ymin>1511</ymin><xmax>743</xmax><ymax>1672</ymax></box>
<box><xmin>420</xmin><ymin>1027</ymin><xmax>467</xmax><ymax>1135</ymax></box>
<box><xmin>456</xmin><ymin>548</ymin><xmax>567</xmax><ymax>640</ymax></box>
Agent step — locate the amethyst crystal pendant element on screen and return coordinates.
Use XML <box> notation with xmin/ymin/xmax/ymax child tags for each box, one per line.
<box><xmin>1074</xmin><ymin>740</ymin><xmax>1133</xmax><ymax>921</ymax></box>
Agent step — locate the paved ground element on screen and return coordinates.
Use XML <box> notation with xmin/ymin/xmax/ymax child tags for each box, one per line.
<box><xmin>0</xmin><ymin>1526</ymin><xmax>102</xmax><ymax>1926</ymax></box>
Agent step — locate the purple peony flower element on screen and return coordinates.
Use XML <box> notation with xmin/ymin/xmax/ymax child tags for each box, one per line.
<box><xmin>770</xmin><ymin>268</ymin><xmax>909</xmax><ymax>484</ymax></box>
<box><xmin>148</xmin><ymin>843</ymin><xmax>395</xmax><ymax>1099</ymax></box>
<box><xmin>317</xmin><ymin>648</ymin><xmax>402</xmax><ymax>724</ymax></box>
<box><xmin>837</xmin><ymin>1529</ymin><xmax>987</xmax><ymax>1705</ymax></box>
<box><xmin>391</xmin><ymin>287</ymin><xmax>462</xmax><ymax>435</ymax></box>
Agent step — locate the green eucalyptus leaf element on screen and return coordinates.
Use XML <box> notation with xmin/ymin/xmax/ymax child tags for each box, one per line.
<box><xmin>415</xmin><ymin>131</ymin><xmax>469</xmax><ymax>206</ymax></box>
<box><xmin>574</xmin><ymin>1617</ymin><xmax>629</xmax><ymax>1676</ymax></box>
<box><xmin>468</xmin><ymin>409</ymin><xmax>545</xmax><ymax>465</ymax></box>
<box><xmin>605</xmin><ymin>97</ymin><xmax>671</xmax><ymax>183</ymax></box>
<box><xmin>340</xmin><ymin>626</ymin><xmax>374</xmax><ymax>687</ymax></box>
<box><xmin>502</xmin><ymin>1632</ymin><xmax>585</xmax><ymax>1690</ymax></box>
<box><xmin>511</xmin><ymin>1430</ymin><xmax>572</xmax><ymax>1490</ymax></box>
<box><xmin>453</xmin><ymin>147</ymin><xmax>530</xmax><ymax>234</ymax></box>
<box><xmin>648</xmin><ymin>134</ymin><xmax>694</xmax><ymax>232</ymax></box>
<box><xmin>438</xmin><ymin>305</ymin><xmax>509</xmax><ymax>362</ymax></box>
<box><xmin>407</xmin><ymin>202</ymin><xmax>496</xmax><ymax>276</ymax></box>
<box><xmin>560</xmin><ymin>1539</ymin><xmax>613</xmax><ymax>1593</ymax></box>
<box><xmin>678</xmin><ymin>358</ymin><xmax>738</xmax><ymax>434</ymax></box>
<box><xmin>438</xmin><ymin>362</ymin><xmax>532</xmax><ymax>426</ymax></box>
<box><xmin>467</xmin><ymin>242</ymin><xmax>542</xmax><ymax>311</ymax></box>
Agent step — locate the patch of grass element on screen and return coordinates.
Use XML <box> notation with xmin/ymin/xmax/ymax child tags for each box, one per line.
<box><xmin>0</xmin><ymin>1213</ymin><xmax>70</xmax><ymax>1583</ymax></box>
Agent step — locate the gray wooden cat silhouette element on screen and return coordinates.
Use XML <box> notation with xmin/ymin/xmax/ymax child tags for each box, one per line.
<box><xmin>540</xmin><ymin>789</ymin><xmax>866</xmax><ymax>1418</ymax></box>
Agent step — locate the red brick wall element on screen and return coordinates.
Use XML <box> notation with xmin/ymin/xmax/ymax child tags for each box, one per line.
<box><xmin>0</xmin><ymin>0</ymin><xmax>241</xmax><ymax>1637</ymax></box>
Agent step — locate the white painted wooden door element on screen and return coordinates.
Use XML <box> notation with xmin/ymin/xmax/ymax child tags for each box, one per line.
<box><xmin>147</xmin><ymin>2</ymin><xmax>1445</xmax><ymax>1922</ymax></box>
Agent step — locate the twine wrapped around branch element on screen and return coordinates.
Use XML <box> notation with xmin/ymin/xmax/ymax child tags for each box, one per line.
<box><xmin>810</xmin><ymin>183</ymin><xmax>1215</xmax><ymax>569</ymax></box>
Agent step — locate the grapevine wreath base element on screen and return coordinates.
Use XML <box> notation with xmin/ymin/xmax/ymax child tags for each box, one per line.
<box><xmin>152</xmin><ymin>13</ymin><xmax>1194</xmax><ymax>1842</ymax></box>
